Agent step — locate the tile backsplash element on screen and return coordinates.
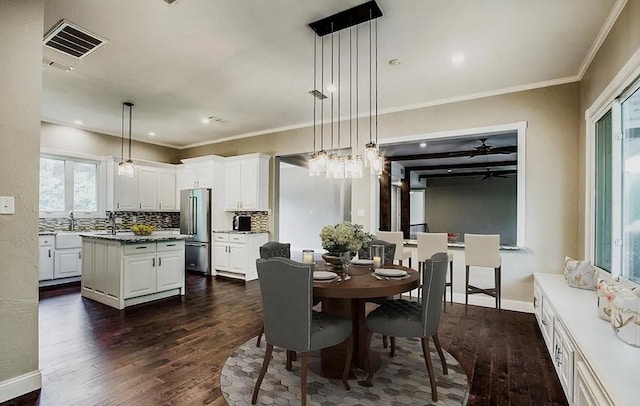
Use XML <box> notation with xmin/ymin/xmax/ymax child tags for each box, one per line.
<box><xmin>235</xmin><ymin>211</ymin><xmax>269</xmax><ymax>232</ymax></box>
<box><xmin>39</xmin><ymin>211</ymin><xmax>180</xmax><ymax>233</ymax></box>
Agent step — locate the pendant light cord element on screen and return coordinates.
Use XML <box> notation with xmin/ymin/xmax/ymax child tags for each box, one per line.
<box><xmin>321</xmin><ymin>36</ymin><xmax>324</xmax><ymax>151</ymax></box>
<box><xmin>121</xmin><ymin>103</ymin><xmax>125</xmax><ymax>162</ymax></box>
<box><xmin>337</xmin><ymin>30</ymin><xmax>341</xmax><ymax>151</ymax></box>
<box><xmin>369</xmin><ymin>11</ymin><xmax>373</xmax><ymax>145</ymax></box>
<box><xmin>128</xmin><ymin>103</ymin><xmax>133</xmax><ymax>161</ymax></box>
<box><xmin>375</xmin><ymin>18</ymin><xmax>379</xmax><ymax>145</ymax></box>
<box><xmin>349</xmin><ymin>26</ymin><xmax>353</xmax><ymax>149</ymax></box>
<box><xmin>313</xmin><ymin>36</ymin><xmax>317</xmax><ymax>153</ymax></box>
<box><xmin>330</xmin><ymin>25</ymin><xmax>334</xmax><ymax>154</ymax></box>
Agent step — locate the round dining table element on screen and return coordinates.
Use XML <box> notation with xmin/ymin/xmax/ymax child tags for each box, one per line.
<box><xmin>311</xmin><ymin>263</ymin><xmax>419</xmax><ymax>379</ymax></box>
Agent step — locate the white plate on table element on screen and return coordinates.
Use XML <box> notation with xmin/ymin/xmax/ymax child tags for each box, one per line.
<box><xmin>374</xmin><ymin>268</ymin><xmax>407</xmax><ymax>277</ymax></box>
<box><xmin>313</xmin><ymin>271</ymin><xmax>338</xmax><ymax>280</ymax></box>
<box><xmin>351</xmin><ymin>259</ymin><xmax>373</xmax><ymax>266</ymax></box>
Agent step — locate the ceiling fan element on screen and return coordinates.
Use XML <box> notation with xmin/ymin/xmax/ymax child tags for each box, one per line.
<box><xmin>481</xmin><ymin>168</ymin><xmax>508</xmax><ymax>180</ymax></box>
<box><xmin>468</xmin><ymin>138</ymin><xmax>512</xmax><ymax>157</ymax></box>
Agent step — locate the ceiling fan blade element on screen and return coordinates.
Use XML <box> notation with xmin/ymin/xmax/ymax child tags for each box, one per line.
<box><xmin>482</xmin><ymin>174</ymin><xmax>490</xmax><ymax>180</ymax></box>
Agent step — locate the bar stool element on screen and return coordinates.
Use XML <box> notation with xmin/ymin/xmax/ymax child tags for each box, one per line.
<box><xmin>376</xmin><ymin>231</ymin><xmax>412</xmax><ymax>269</ymax></box>
<box><xmin>464</xmin><ymin>234</ymin><xmax>501</xmax><ymax>309</ymax></box>
<box><xmin>416</xmin><ymin>233</ymin><xmax>454</xmax><ymax>306</ymax></box>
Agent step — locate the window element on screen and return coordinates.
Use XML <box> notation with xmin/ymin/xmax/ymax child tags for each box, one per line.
<box><xmin>39</xmin><ymin>155</ymin><xmax>100</xmax><ymax>216</ymax></box>
<box><xmin>621</xmin><ymin>84</ymin><xmax>640</xmax><ymax>284</ymax></box>
<box><xmin>592</xmin><ymin>76</ymin><xmax>640</xmax><ymax>284</ymax></box>
<box><xmin>594</xmin><ymin>110</ymin><xmax>612</xmax><ymax>272</ymax></box>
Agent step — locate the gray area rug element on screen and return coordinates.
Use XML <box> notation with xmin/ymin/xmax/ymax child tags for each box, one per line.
<box><xmin>221</xmin><ymin>335</ymin><xmax>469</xmax><ymax>405</ymax></box>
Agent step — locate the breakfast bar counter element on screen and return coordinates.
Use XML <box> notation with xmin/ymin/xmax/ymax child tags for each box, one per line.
<box><xmin>80</xmin><ymin>233</ymin><xmax>188</xmax><ymax>309</ymax></box>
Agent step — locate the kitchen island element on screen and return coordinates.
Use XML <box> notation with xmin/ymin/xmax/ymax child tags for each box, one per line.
<box><xmin>80</xmin><ymin>232</ymin><xmax>188</xmax><ymax>310</ymax></box>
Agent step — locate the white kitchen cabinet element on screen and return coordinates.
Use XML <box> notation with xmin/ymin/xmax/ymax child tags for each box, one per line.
<box><xmin>38</xmin><ymin>235</ymin><xmax>54</xmax><ymax>281</ymax></box>
<box><xmin>533</xmin><ymin>273</ymin><xmax>637</xmax><ymax>406</ymax></box>
<box><xmin>574</xmin><ymin>361</ymin><xmax>610</xmax><ymax>406</ymax></box>
<box><xmin>109</xmin><ymin>158</ymin><xmax>176</xmax><ymax>212</ymax></box>
<box><xmin>178</xmin><ymin>162</ymin><xmax>214</xmax><ymax>189</ymax></box>
<box><xmin>54</xmin><ymin>248</ymin><xmax>82</xmax><ymax>278</ymax></box>
<box><xmin>212</xmin><ymin>232</ymin><xmax>268</xmax><ymax>281</ymax></box>
<box><xmin>115</xmin><ymin>169</ymin><xmax>137</xmax><ymax>210</ymax></box>
<box><xmin>123</xmin><ymin>253</ymin><xmax>157</xmax><ymax>299</ymax></box>
<box><xmin>82</xmin><ymin>237</ymin><xmax>185</xmax><ymax>309</ymax></box>
<box><xmin>157</xmin><ymin>169</ymin><xmax>176</xmax><ymax>211</ymax></box>
<box><xmin>137</xmin><ymin>166</ymin><xmax>158</xmax><ymax>211</ymax></box>
<box><xmin>156</xmin><ymin>241</ymin><xmax>184</xmax><ymax>291</ymax></box>
<box><xmin>224</xmin><ymin>154</ymin><xmax>269</xmax><ymax>211</ymax></box>
<box><xmin>553</xmin><ymin>320</ymin><xmax>574</xmax><ymax>403</ymax></box>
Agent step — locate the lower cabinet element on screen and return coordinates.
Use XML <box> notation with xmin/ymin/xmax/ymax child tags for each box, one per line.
<box><xmin>123</xmin><ymin>253</ymin><xmax>157</xmax><ymax>299</ymax></box>
<box><xmin>54</xmin><ymin>248</ymin><xmax>82</xmax><ymax>278</ymax></box>
<box><xmin>553</xmin><ymin>320</ymin><xmax>575</xmax><ymax>402</ymax></box>
<box><xmin>39</xmin><ymin>236</ymin><xmax>54</xmax><ymax>281</ymax></box>
<box><xmin>574</xmin><ymin>361</ymin><xmax>609</xmax><ymax>406</ymax></box>
<box><xmin>533</xmin><ymin>274</ymin><xmax>622</xmax><ymax>406</ymax></box>
<box><xmin>213</xmin><ymin>232</ymin><xmax>268</xmax><ymax>281</ymax></box>
<box><xmin>82</xmin><ymin>238</ymin><xmax>185</xmax><ymax>309</ymax></box>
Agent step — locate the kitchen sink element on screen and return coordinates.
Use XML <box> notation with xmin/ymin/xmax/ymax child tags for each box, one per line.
<box><xmin>55</xmin><ymin>232</ymin><xmax>83</xmax><ymax>249</ymax></box>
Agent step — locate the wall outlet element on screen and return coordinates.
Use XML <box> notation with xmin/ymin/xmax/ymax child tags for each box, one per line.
<box><xmin>0</xmin><ymin>196</ymin><xmax>15</xmax><ymax>214</ymax></box>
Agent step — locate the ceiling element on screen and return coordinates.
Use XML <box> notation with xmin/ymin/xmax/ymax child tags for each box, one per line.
<box><xmin>42</xmin><ymin>0</ymin><xmax>618</xmax><ymax>149</ymax></box>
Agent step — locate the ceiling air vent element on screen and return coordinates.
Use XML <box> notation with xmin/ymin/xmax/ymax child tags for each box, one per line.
<box><xmin>43</xmin><ymin>20</ymin><xmax>108</xmax><ymax>59</ymax></box>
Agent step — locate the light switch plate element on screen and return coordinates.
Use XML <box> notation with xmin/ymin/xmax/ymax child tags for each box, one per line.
<box><xmin>0</xmin><ymin>196</ymin><xmax>15</xmax><ymax>214</ymax></box>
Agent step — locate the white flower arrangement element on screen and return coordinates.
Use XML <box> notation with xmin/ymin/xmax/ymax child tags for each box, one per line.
<box><xmin>319</xmin><ymin>221</ymin><xmax>375</xmax><ymax>253</ymax></box>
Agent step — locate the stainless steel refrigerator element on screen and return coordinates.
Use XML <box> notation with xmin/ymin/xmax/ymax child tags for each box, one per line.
<box><xmin>180</xmin><ymin>188</ymin><xmax>211</xmax><ymax>274</ymax></box>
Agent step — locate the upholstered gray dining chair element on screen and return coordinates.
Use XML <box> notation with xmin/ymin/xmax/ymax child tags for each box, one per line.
<box><xmin>259</xmin><ymin>241</ymin><xmax>291</xmax><ymax>260</ymax></box>
<box><xmin>364</xmin><ymin>252</ymin><xmax>449</xmax><ymax>402</ymax></box>
<box><xmin>255</xmin><ymin>241</ymin><xmax>292</xmax><ymax>347</ymax></box>
<box><xmin>252</xmin><ymin>258</ymin><xmax>353</xmax><ymax>405</ymax></box>
<box><xmin>358</xmin><ymin>239</ymin><xmax>396</xmax><ymax>264</ymax></box>
<box><xmin>359</xmin><ymin>239</ymin><xmax>397</xmax><ymax>348</ymax></box>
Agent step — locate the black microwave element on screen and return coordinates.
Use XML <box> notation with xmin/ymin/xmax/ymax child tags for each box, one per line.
<box><xmin>233</xmin><ymin>215</ymin><xmax>252</xmax><ymax>231</ymax></box>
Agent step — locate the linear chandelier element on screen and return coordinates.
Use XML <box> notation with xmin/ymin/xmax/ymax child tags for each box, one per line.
<box><xmin>308</xmin><ymin>1</ymin><xmax>383</xmax><ymax>178</ymax></box>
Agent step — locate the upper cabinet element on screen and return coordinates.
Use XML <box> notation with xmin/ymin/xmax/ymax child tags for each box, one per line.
<box><xmin>177</xmin><ymin>161</ymin><xmax>215</xmax><ymax>190</ymax></box>
<box><xmin>224</xmin><ymin>154</ymin><xmax>270</xmax><ymax>211</ymax></box>
<box><xmin>176</xmin><ymin>156</ymin><xmax>226</xmax><ymax>213</ymax></box>
<box><xmin>109</xmin><ymin>159</ymin><xmax>176</xmax><ymax>212</ymax></box>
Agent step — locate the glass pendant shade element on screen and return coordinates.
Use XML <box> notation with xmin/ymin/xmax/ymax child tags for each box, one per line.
<box><xmin>345</xmin><ymin>154</ymin><xmax>363</xmax><ymax>178</ymax></box>
<box><xmin>327</xmin><ymin>154</ymin><xmax>344</xmax><ymax>179</ymax></box>
<box><xmin>118</xmin><ymin>160</ymin><xmax>134</xmax><ymax>178</ymax></box>
<box><xmin>370</xmin><ymin>152</ymin><xmax>383</xmax><ymax>176</ymax></box>
<box><xmin>316</xmin><ymin>150</ymin><xmax>328</xmax><ymax>173</ymax></box>
<box><xmin>364</xmin><ymin>142</ymin><xmax>378</xmax><ymax>167</ymax></box>
<box><xmin>308</xmin><ymin>153</ymin><xmax>320</xmax><ymax>176</ymax></box>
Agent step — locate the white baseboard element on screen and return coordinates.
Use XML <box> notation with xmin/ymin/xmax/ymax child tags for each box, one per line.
<box><xmin>450</xmin><ymin>292</ymin><xmax>534</xmax><ymax>313</ymax></box>
<box><xmin>0</xmin><ymin>370</ymin><xmax>41</xmax><ymax>403</ymax></box>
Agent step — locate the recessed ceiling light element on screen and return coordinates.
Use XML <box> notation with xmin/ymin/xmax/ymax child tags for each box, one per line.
<box><xmin>201</xmin><ymin>117</ymin><xmax>210</xmax><ymax>124</ymax></box>
<box><xmin>451</xmin><ymin>53</ymin><xmax>465</xmax><ymax>65</ymax></box>
<box><xmin>389</xmin><ymin>58</ymin><xmax>402</xmax><ymax>66</ymax></box>
<box><xmin>420</xmin><ymin>142</ymin><xmax>427</xmax><ymax>148</ymax></box>
<box><xmin>148</xmin><ymin>132</ymin><xmax>156</xmax><ymax>137</ymax></box>
<box><xmin>73</xmin><ymin>120</ymin><xmax>83</xmax><ymax>125</ymax></box>
<box><xmin>447</xmin><ymin>169</ymin><xmax>453</xmax><ymax>173</ymax></box>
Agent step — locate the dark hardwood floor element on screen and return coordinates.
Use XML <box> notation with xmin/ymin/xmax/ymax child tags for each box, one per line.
<box><xmin>4</xmin><ymin>274</ymin><xmax>566</xmax><ymax>406</ymax></box>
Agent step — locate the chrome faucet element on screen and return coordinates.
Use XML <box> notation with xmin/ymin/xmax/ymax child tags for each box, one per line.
<box><xmin>107</xmin><ymin>212</ymin><xmax>117</xmax><ymax>235</ymax></box>
<box><xmin>68</xmin><ymin>211</ymin><xmax>77</xmax><ymax>231</ymax></box>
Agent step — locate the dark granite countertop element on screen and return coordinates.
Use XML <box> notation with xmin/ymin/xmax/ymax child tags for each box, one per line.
<box><xmin>213</xmin><ymin>230</ymin><xmax>268</xmax><ymax>234</ymax></box>
<box><xmin>80</xmin><ymin>231</ymin><xmax>189</xmax><ymax>243</ymax></box>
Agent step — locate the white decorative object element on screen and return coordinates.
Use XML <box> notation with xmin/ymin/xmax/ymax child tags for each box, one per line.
<box><xmin>610</xmin><ymin>288</ymin><xmax>640</xmax><ymax>347</ymax></box>
<box><xmin>564</xmin><ymin>256</ymin><xmax>597</xmax><ymax>290</ymax></box>
<box><xmin>596</xmin><ymin>279</ymin><xmax>630</xmax><ymax>321</ymax></box>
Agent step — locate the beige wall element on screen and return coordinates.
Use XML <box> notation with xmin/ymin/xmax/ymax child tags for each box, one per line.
<box><xmin>578</xmin><ymin>1</ymin><xmax>640</xmax><ymax>256</ymax></box>
<box><xmin>0</xmin><ymin>0</ymin><xmax>44</xmax><ymax>393</ymax></box>
<box><xmin>41</xmin><ymin>122</ymin><xmax>181</xmax><ymax>164</ymax></box>
<box><xmin>182</xmin><ymin>83</ymin><xmax>581</xmax><ymax>305</ymax></box>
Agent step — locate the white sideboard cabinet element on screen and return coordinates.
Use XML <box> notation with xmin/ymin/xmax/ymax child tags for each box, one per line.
<box><xmin>533</xmin><ymin>273</ymin><xmax>639</xmax><ymax>406</ymax></box>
